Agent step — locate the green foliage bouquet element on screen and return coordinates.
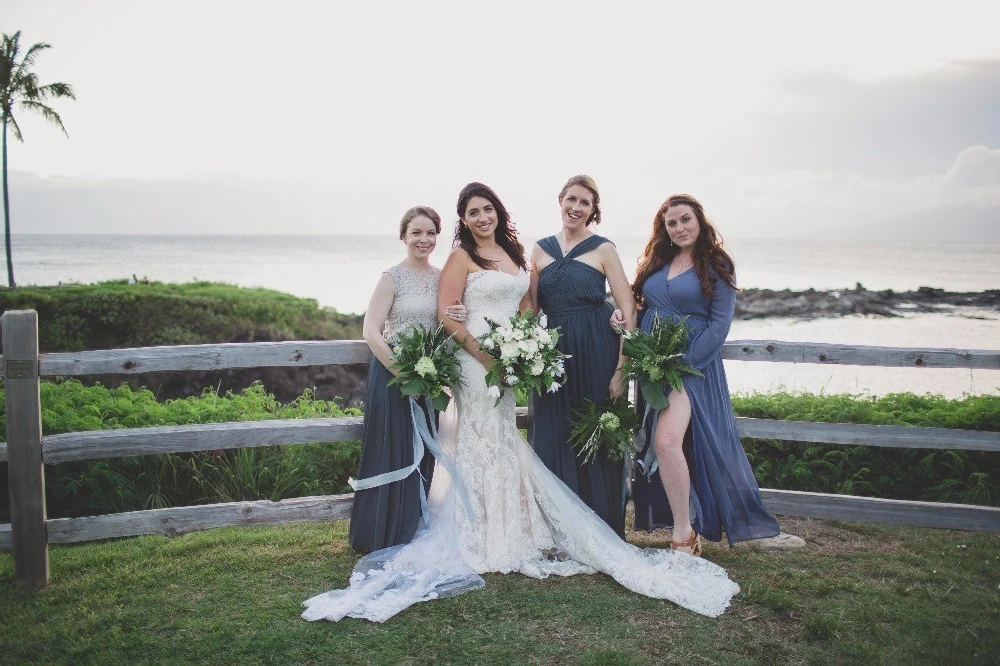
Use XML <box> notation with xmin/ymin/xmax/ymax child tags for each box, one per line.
<box><xmin>568</xmin><ymin>396</ymin><xmax>640</xmax><ymax>464</ymax></box>
<box><xmin>388</xmin><ymin>323</ymin><xmax>462</xmax><ymax>411</ymax></box>
<box><xmin>478</xmin><ymin>310</ymin><xmax>570</xmax><ymax>406</ymax></box>
<box><xmin>619</xmin><ymin>315</ymin><xmax>702</xmax><ymax>411</ymax></box>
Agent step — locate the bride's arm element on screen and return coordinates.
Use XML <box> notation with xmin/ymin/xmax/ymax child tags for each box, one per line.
<box><xmin>439</xmin><ymin>249</ymin><xmax>493</xmax><ymax>369</ymax></box>
<box><xmin>519</xmin><ymin>290</ymin><xmax>533</xmax><ymax>315</ymax></box>
<box><xmin>526</xmin><ymin>246</ymin><xmax>541</xmax><ymax>314</ymax></box>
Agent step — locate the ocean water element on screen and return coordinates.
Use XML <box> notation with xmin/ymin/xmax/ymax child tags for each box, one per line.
<box><xmin>11</xmin><ymin>234</ymin><xmax>1000</xmax><ymax>397</ymax></box>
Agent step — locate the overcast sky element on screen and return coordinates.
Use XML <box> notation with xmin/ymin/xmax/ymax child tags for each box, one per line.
<box><xmin>5</xmin><ymin>0</ymin><xmax>1000</xmax><ymax>240</ymax></box>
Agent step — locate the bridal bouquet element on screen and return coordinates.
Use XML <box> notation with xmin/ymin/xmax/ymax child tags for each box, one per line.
<box><xmin>478</xmin><ymin>310</ymin><xmax>569</xmax><ymax>406</ymax></box>
<box><xmin>618</xmin><ymin>315</ymin><xmax>702</xmax><ymax>411</ymax></box>
<box><xmin>568</xmin><ymin>396</ymin><xmax>639</xmax><ymax>464</ymax></box>
<box><xmin>388</xmin><ymin>323</ymin><xmax>462</xmax><ymax>411</ymax></box>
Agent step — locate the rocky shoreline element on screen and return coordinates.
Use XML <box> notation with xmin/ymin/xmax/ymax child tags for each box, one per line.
<box><xmin>735</xmin><ymin>285</ymin><xmax>1000</xmax><ymax>319</ymax></box>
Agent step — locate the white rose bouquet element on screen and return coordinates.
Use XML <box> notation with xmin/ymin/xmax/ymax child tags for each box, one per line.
<box><xmin>478</xmin><ymin>310</ymin><xmax>569</xmax><ymax>406</ymax></box>
<box><xmin>387</xmin><ymin>323</ymin><xmax>462</xmax><ymax>411</ymax></box>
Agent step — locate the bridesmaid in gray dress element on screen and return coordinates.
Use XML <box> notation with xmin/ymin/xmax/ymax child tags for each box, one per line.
<box><xmin>528</xmin><ymin>175</ymin><xmax>637</xmax><ymax>537</ymax></box>
<box><xmin>348</xmin><ymin>207</ymin><xmax>466</xmax><ymax>554</ymax></box>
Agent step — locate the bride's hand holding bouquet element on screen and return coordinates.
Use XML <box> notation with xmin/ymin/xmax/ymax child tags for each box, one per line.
<box><xmin>477</xmin><ymin>310</ymin><xmax>570</xmax><ymax>406</ymax></box>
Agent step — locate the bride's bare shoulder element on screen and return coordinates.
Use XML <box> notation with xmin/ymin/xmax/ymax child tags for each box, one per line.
<box><xmin>442</xmin><ymin>247</ymin><xmax>476</xmax><ymax>273</ymax></box>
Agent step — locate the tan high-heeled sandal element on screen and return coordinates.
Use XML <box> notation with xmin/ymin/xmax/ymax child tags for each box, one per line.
<box><xmin>670</xmin><ymin>528</ymin><xmax>703</xmax><ymax>557</ymax></box>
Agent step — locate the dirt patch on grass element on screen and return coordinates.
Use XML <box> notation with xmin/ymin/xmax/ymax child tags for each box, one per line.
<box><xmin>770</xmin><ymin>517</ymin><xmax>905</xmax><ymax>555</ymax></box>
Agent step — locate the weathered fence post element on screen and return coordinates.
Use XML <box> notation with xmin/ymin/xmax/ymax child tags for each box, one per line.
<box><xmin>3</xmin><ymin>310</ymin><xmax>48</xmax><ymax>587</ymax></box>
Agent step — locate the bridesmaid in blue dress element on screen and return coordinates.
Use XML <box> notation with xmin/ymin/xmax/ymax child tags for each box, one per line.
<box><xmin>528</xmin><ymin>175</ymin><xmax>637</xmax><ymax>537</ymax></box>
<box><xmin>348</xmin><ymin>207</ymin><xmax>466</xmax><ymax>554</ymax></box>
<box><xmin>617</xmin><ymin>194</ymin><xmax>779</xmax><ymax>554</ymax></box>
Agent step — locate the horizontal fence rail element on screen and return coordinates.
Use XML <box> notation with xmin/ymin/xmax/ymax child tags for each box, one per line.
<box><xmin>2</xmin><ymin>412</ymin><xmax>998</xmax><ymax>466</ymax></box>
<box><xmin>17</xmin><ymin>340</ymin><xmax>1000</xmax><ymax>377</ymax></box>
<box><xmin>759</xmin><ymin>490</ymin><xmax>1000</xmax><ymax>532</ymax></box>
<box><xmin>36</xmin><ymin>340</ymin><xmax>372</xmax><ymax>376</ymax></box>
<box><xmin>724</xmin><ymin>340</ymin><xmax>999</xmax><ymax>369</ymax></box>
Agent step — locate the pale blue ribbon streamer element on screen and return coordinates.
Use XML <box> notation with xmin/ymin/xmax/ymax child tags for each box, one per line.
<box><xmin>408</xmin><ymin>397</ymin><xmax>477</xmax><ymax>526</ymax></box>
<box><xmin>348</xmin><ymin>397</ymin><xmax>475</xmax><ymax>528</ymax></box>
<box><xmin>633</xmin><ymin>403</ymin><xmax>660</xmax><ymax>479</ymax></box>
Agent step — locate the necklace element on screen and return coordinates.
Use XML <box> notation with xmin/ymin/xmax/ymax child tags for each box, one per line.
<box><xmin>559</xmin><ymin>231</ymin><xmax>591</xmax><ymax>255</ymax></box>
<box><xmin>672</xmin><ymin>255</ymin><xmax>693</xmax><ymax>270</ymax></box>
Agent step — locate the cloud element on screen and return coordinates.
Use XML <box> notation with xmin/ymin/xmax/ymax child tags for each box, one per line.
<box><xmin>740</xmin><ymin>60</ymin><xmax>1000</xmax><ymax>178</ymax></box>
<box><xmin>717</xmin><ymin>145</ymin><xmax>1000</xmax><ymax>239</ymax></box>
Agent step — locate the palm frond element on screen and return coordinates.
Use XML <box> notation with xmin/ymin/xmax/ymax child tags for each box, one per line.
<box><xmin>11</xmin><ymin>41</ymin><xmax>52</xmax><ymax>83</ymax></box>
<box><xmin>17</xmin><ymin>100</ymin><xmax>68</xmax><ymax>136</ymax></box>
<box><xmin>35</xmin><ymin>82</ymin><xmax>75</xmax><ymax>101</ymax></box>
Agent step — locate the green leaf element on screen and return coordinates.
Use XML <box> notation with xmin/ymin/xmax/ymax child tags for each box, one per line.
<box><xmin>640</xmin><ymin>378</ymin><xmax>668</xmax><ymax>411</ymax></box>
<box><xmin>430</xmin><ymin>393</ymin><xmax>451</xmax><ymax>412</ymax></box>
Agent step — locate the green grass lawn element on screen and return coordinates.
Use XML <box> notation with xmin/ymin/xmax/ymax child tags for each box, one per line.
<box><xmin>1</xmin><ymin>516</ymin><xmax>997</xmax><ymax>666</ymax></box>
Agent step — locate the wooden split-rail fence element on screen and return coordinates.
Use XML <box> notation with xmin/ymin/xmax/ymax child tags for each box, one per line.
<box><xmin>2</xmin><ymin>309</ymin><xmax>999</xmax><ymax>587</ymax></box>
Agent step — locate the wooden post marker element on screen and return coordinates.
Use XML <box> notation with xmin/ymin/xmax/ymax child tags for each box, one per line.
<box><xmin>3</xmin><ymin>310</ymin><xmax>49</xmax><ymax>587</ymax></box>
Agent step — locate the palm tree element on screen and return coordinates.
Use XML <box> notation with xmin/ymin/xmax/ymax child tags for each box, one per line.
<box><xmin>1</xmin><ymin>30</ymin><xmax>75</xmax><ymax>288</ymax></box>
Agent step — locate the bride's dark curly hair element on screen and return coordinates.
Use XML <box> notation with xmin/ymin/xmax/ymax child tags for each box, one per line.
<box><xmin>453</xmin><ymin>182</ymin><xmax>527</xmax><ymax>271</ymax></box>
<box><xmin>632</xmin><ymin>194</ymin><xmax>737</xmax><ymax>306</ymax></box>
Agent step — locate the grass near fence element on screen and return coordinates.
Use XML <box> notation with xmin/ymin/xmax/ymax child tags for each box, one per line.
<box><xmin>1</xmin><ymin>516</ymin><xmax>997</xmax><ymax>665</ymax></box>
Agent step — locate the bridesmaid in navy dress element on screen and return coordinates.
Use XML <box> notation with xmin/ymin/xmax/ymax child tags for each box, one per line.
<box><xmin>348</xmin><ymin>207</ymin><xmax>466</xmax><ymax>554</ymax></box>
<box><xmin>528</xmin><ymin>175</ymin><xmax>637</xmax><ymax>537</ymax></box>
<box><xmin>617</xmin><ymin>194</ymin><xmax>779</xmax><ymax>554</ymax></box>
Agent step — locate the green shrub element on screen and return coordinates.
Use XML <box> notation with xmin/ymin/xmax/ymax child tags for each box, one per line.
<box><xmin>732</xmin><ymin>392</ymin><xmax>1000</xmax><ymax>506</ymax></box>
<box><xmin>0</xmin><ymin>280</ymin><xmax>362</xmax><ymax>352</ymax></box>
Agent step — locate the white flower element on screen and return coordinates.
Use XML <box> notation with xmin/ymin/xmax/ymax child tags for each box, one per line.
<box><xmin>547</xmin><ymin>381</ymin><xmax>561</xmax><ymax>393</ymax></box>
<box><xmin>392</xmin><ymin>346</ymin><xmax>403</xmax><ymax>356</ymax></box>
<box><xmin>414</xmin><ymin>356</ymin><xmax>437</xmax><ymax>378</ymax></box>
<box><xmin>539</xmin><ymin>314</ymin><xmax>548</xmax><ymax>328</ymax></box>
<box><xmin>487</xmin><ymin>385</ymin><xmax>501</xmax><ymax>400</ymax></box>
<box><xmin>505</xmin><ymin>375</ymin><xmax>519</xmax><ymax>385</ymax></box>
<box><xmin>530</xmin><ymin>360</ymin><xmax>545</xmax><ymax>376</ymax></box>
<box><xmin>481</xmin><ymin>337</ymin><xmax>496</xmax><ymax>350</ymax></box>
<box><xmin>520</xmin><ymin>340</ymin><xmax>539</xmax><ymax>356</ymax></box>
<box><xmin>500</xmin><ymin>342</ymin><xmax>520</xmax><ymax>360</ymax></box>
<box><xmin>512</xmin><ymin>328</ymin><xmax>525</xmax><ymax>341</ymax></box>
<box><xmin>505</xmin><ymin>366</ymin><xmax>515</xmax><ymax>375</ymax></box>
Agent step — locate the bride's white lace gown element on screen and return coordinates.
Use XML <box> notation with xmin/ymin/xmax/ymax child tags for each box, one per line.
<box><xmin>302</xmin><ymin>270</ymin><xmax>739</xmax><ymax>622</ymax></box>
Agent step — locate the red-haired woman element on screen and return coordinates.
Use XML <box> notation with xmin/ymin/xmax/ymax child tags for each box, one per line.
<box><xmin>616</xmin><ymin>194</ymin><xmax>779</xmax><ymax>554</ymax></box>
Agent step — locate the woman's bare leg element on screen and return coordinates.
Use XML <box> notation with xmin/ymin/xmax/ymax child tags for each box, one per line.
<box><xmin>654</xmin><ymin>387</ymin><xmax>695</xmax><ymax>551</ymax></box>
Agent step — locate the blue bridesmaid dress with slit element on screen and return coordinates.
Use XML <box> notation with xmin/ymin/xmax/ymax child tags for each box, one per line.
<box><xmin>530</xmin><ymin>234</ymin><xmax>626</xmax><ymax>537</ymax></box>
<box><xmin>632</xmin><ymin>263</ymin><xmax>780</xmax><ymax>544</ymax></box>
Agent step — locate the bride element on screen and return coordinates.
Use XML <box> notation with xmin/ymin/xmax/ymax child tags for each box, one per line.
<box><xmin>302</xmin><ymin>183</ymin><xmax>740</xmax><ymax>622</ymax></box>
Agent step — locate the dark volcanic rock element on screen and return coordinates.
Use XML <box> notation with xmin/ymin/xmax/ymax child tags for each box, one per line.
<box><xmin>86</xmin><ymin>363</ymin><xmax>369</xmax><ymax>406</ymax></box>
<box><xmin>735</xmin><ymin>285</ymin><xmax>1000</xmax><ymax>320</ymax></box>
